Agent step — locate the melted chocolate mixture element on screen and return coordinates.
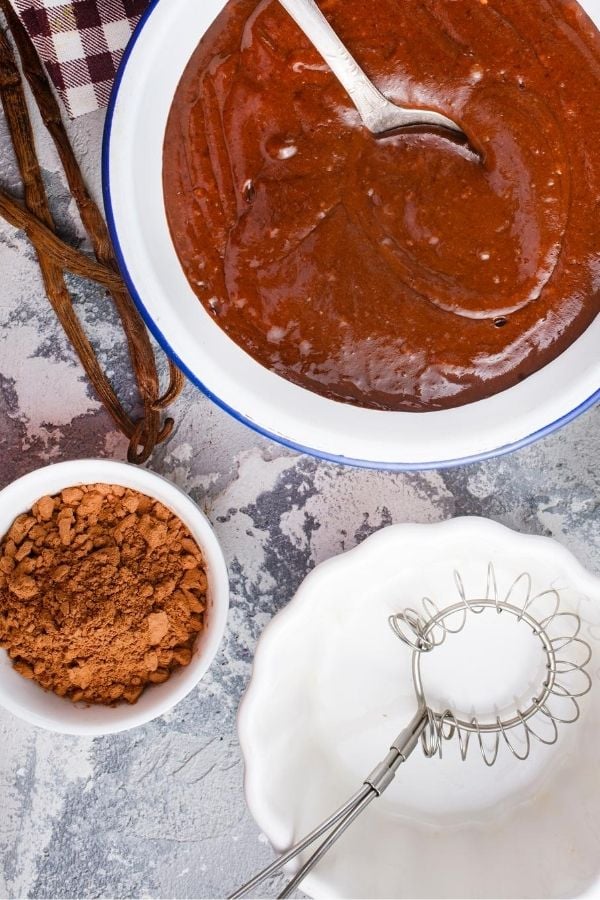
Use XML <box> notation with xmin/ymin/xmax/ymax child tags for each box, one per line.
<box><xmin>163</xmin><ymin>0</ymin><xmax>600</xmax><ymax>411</ymax></box>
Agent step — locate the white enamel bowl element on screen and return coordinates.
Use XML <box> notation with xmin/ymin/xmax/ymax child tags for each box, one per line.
<box><xmin>104</xmin><ymin>0</ymin><xmax>600</xmax><ymax>469</ymax></box>
<box><xmin>0</xmin><ymin>460</ymin><xmax>229</xmax><ymax>735</ymax></box>
<box><xmin>238</xmin><ymin>519</ymin><xmax>600</xmax><ymax>898</ymax></box>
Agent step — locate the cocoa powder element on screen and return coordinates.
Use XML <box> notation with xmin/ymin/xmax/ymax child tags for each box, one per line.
<box><xmin>0</xmin><ymin>483</ymin><xmax>208</xmax><ymax>705</ymax></box>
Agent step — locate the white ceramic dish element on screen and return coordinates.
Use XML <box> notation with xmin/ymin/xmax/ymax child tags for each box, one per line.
<box><xmin>0</xmin><ymin>460</ymin><xmax>229</xmax><ymax>735</ymax></box>
<box><xmin>237</xmin><ymin>519</ymin><xmax>600</xmax><ymax>898</ymax></box>
<box><xmin>104</xmin><ymin>0</ymin><xmax>600</xmax><ymax>470</ymax></box>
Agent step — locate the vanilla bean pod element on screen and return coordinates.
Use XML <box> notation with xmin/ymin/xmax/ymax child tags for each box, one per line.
<box><xmin>0</xmin><ymin>7</ymin><xmax>185</xmax><ymax>462</ymax></box>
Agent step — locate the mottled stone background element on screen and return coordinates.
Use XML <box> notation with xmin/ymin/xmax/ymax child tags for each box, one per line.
<box><xmin>1</xmin><ymin>31</ymin><xmax>600</xmax><ymax>900</ymax></box>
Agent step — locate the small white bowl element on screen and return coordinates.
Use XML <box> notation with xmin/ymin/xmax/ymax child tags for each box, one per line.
<box><xmin>238</xmin><ymin>519</ymin><xmax>600</xmax><ymax>898</ymax></box>
<box><xmin>0</xmin><ymin>459</ymin><xmax>229</xmax><ymax>735</ymax></box>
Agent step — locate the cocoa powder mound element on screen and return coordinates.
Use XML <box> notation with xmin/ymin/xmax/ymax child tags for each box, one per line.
<box><xmin>0</xmin><ymin>483</ymin><xmax>208</xmax><ymax>705</ymax></box>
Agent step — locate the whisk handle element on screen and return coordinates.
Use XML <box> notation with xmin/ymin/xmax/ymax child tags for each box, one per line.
<box><xmin>277</xmin><ymin>789</ymin><xmax>377</xmax><ymax>898</ymax></box>
<box><xmin>230</xmin><ymin>709</ymin><xmax>428</xmax><ymax>898</ymax></box>
<box><xmin>228</xmin><ymin>785</ymin><xmax>371</xmax><ymax>898</ymax></box>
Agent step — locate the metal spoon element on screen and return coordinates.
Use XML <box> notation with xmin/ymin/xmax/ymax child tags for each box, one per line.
<box><xmin>277</xmin><ymin>0</ymin><xmax>463</xmax><ymax>136</ymax></box>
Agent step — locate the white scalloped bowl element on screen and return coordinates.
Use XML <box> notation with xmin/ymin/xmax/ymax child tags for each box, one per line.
<box><xmin>237</xmin><ymin>519</ymin><xmax>600</xmax><ymax>898</ymax></box>
<box><xmin>0</xmin><ymin>460</ymin><xmax>229</xmax><ymax>735</ymax></box>
<box><xmin>103</xmin><ymin>0</ymin><xmax>600</xmax><ymax>470</ymax></box>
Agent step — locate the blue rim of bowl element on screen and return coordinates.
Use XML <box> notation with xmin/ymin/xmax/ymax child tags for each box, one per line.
<box><xmin>102</xmin><ymin>0</ymin><xmax>600</xmax><ymax>472</ymax></box>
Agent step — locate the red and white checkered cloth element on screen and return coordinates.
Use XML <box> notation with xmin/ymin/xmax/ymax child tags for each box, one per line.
<box><xmin>8</xmin><ymin>0</ymin><xmax>149</xmax><ymax>116</ymax></box>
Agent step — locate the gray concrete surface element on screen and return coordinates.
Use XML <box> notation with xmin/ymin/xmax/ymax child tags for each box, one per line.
<box><xmin>1</xmin><ymin>55</ymin><xmax>600</xmax><ymax>900</ymax></box>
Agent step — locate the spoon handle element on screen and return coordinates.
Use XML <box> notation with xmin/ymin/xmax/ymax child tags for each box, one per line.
<box><xmin>277</xmin><ymin>0</ymin><xmax>392</xmax><ymax>132</ymax></box>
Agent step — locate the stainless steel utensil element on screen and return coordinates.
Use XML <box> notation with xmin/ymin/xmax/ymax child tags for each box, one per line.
<box><xmin>277</xmin><ymin>0</ymin><xmax>463</xmax><ymax>136</ymax></box>
<box><xmin>231</xmin><ymin>564</ymin><xmax>592</xmax><ymax>898</ymax></box>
